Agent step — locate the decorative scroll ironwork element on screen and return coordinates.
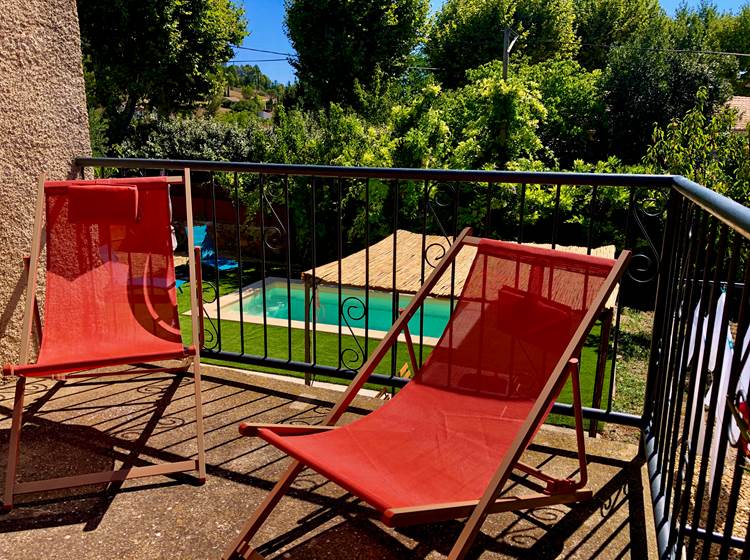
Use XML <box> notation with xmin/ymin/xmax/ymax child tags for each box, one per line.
<box><xmin>628</xmin><ymin>190</ymin><xmax>668</xmax><ymax>285</ymax></box>
<box><xmin>261</xmin><ymin>182</ymin><xmax>288</xmax><ymax>251</ymax></box>
<box><xmin>424</xmin><ymin>183</ymin><xmax>456</xmax><ymax>269</ymax></box>
<box><xmin>340</xmin><ymin>296</ymin><xmax>367</xmax><ymax>370</ymax></box>
<box><xmin>200</xmin><ymin>279</ymin><xmax>220</xmax><ymax>351</ymax></box>
<box><xmin>424</xmin><ymin>242</ymin><xmax>448</xmax><ymax>269</ymax></box>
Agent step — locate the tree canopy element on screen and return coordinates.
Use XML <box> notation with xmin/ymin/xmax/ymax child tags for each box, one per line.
<box><xmin>284</xmin><ymin>0</ymin><xmax>429</xmax><ymax>107</ymax></box>
<box><xmin>573</xmin><ymin>0</ymin><xmax>666</xmax><ymax>69</ymax></box>
<box><xmin>603</xmin><ymin>35</ymin><xmax>733</xmax><ymax>162</ymax></box>
<box><xmin>424</xmin><ymin>0</ymin><xmax>578</xmax><ymax>88</ymax></box>
<box><xmin>78</xmin><ymin>0</ymin><xmax>246</xmax><ymax>140</ymax></box>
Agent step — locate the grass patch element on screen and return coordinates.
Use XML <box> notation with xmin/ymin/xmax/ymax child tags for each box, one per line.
<box><xmin>611</xmin><ymin>308</ymin><xmax>652</xmax><ymax>416</ymax></box>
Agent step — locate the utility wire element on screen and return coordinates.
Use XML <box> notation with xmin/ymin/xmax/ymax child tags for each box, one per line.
<box><xmin>232</xmin><ymin>45</ymin><xmax>296</xmax><ymax>57</ymax></box>
<box><xmin>229</xmin><ymin>58</ymin><xmax>289</xmax><ymax>63</ymax></box>
<box><xmin>535</xmin><ymin>38</ymin><xmax>750</xmax><ymax>58</ymax></box>
<box><xmin>581</xmin><ymin>41</ymin><xmax>750</xmax><ymax>58</ymax></box>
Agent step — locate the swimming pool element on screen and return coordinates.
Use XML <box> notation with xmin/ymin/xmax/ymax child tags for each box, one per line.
<box><xmin>224</xmin><ymin>278</ymin><xmax>451</xmax><ymax>339</ymax></box>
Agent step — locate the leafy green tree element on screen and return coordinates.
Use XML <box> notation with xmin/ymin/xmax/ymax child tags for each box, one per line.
<box><xmin>285</xmin><ymin>0</ymin><xmax>429</xmax><ymax>107</ymax></box>
<box><xmin>646</xmin><ymin>88</ymin><xmax>750</xmax><ymax>204</ymax></box>
<box><xmin>514</xmin><ymin>0</ymin><xmax>579</xmax><ymax>63</ymax></box>
<box><xmin>425</xmin><ymin>0</ymin><xmax>578</xmax><ymax>88</ymax></box>
<box><xmin>392</xmin><ymin>62</ymin><xmax>547</xmax><ymax>168</ymax></box>
<box><xmin>78</xmin><ymin>0</ymin><xmax>247</xmax><ymax>142</ymax></box>
<box><xmin>603</xmin><ymin>37</ymin><xmax>734</xmax><ymax>162</ymax></box>
<box><xmin>518</xmin><ymin>59</ymin><xmax>606</xmax><ymax>165</ymax></box>
<box><xmin>711</xmin><ymin>5</ymin><xmax>750</xmax><ymax>92</ymax></box>
<box><xmin>573</xmin><ymin>0</ymin><xmax>666</xmax><ymax>69</ymax></box>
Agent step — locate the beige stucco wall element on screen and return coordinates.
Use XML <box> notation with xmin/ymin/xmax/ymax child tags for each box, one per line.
<box><xmin>0</xmin><ymin>0</ymin><xmax>91</xmax><ymax>363</ymax></box>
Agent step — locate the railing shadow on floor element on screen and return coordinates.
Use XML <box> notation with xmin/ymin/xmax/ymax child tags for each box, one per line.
<box><xmin>251</xmin><ymin>454</ymin><xmax>647</xmax><ymax>559</ymax></box>
<box><xmin>0</xmin><ymin>372</ymin><xmax>192</xmax><ymax>533</ymax></box>
<box><xmin>0</xmin><ymin>369</ymin><xmax>647</xmax><ymax>558</ymax></box>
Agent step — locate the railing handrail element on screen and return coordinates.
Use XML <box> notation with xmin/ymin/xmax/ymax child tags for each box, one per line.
<box><xmin>672</xmin><ymin>175</ymin><xmax>750</xmax><ymax>240</ymax></box>
<box><xmin>75</xmin><ymin>156</ymin><xmax>676</xmax><ymax>187</ymax></box>
<box><xmin>77</xmin><ymin>156</ymin><xmax>750</xmax><ymax>240</ymax></box>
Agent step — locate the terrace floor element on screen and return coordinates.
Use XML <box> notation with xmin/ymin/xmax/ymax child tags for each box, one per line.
<box><xmin>0</xmin><ymin>366</ymin><xmax>654</xmax><ymax>559</ymax></box>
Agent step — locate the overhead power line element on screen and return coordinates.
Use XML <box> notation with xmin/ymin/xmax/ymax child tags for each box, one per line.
<box><xmin>534</xmin><ymin>37</ymin><xmax>750</xmax><ymax>58</ymax></box>
<box><xmin>229</xmin><ymin>58</ymin><xmax>289</xmax><ymax>63</ymax></box>
<box><xmin>232</xmin><ymin>45</ymin><xmax>296</xmax><ymax>57</ymax></box>
<box><xmin>581</xmin><ymin>42</ymin><xmax>750</xmax><ymax>58</ymax></box>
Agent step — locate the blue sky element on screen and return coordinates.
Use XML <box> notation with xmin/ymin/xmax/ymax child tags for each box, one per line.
<box><xmin>232</xmin><ymin>0</ymin><xmax>748</xmax><ymax>85</ymax></box>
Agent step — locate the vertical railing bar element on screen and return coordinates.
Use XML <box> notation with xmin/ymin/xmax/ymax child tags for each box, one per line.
<box><xmin>390</xmin><ymin>180</ymin><xmax>400</xmax><ymax>380</ymax></box>
<box><xmin>668</xmin><ymin>210</ymin><xmax>711</xmax><ymax>558</ymax></box>
<box><xmin>551</xmin><ymin>184</ymin><xmax>561</xmax><ymax>249</ymax></box>
<box><xmin>337</xmin><ymin>178</ymin><xmax>343</xmax><ymax>370</ymax></box>
<box><xmin>657</xmin><ymin>198</ymin><xmax>696</xmax><ymax>523</ymax></box>
<box><xmin>684</xmin><ymin>223</ymin><xmax>729</xmax><ymax>559</ymax></box>
<box><xmin>311</xmin><ymin>177</ymin><xmax>318</xmax><ymax>365</ymax></box>
<box><xmin>655</xmin><ymin>195</ymin><xmax>691</xmax><ymax>469</ymax></box>
<box><xmin>449</xmin><ymin>183</ymin><xmax>459</xmax><ymax>315</ymax></box>
<box><xmin>703</xmin><ymin>235</ymin><xmax>745</xmax><ymax>560</ymax></box>
<box><xmin>659</xmin><ymin>201</ymin><xmax>701</xmax><ymax>522</ymax></box>
<box><xmin>234</xmin><ymin>172</ymin><xmax>245</xmax><ymax>355</ymax></box>
<box><xmin>652</xmin><ymin>191</ymin><xmax>684</xmax><ymax>442</ymax></box>
<box><xmin>284</xmin><ymin>175</ymin><xmax>292</xmax><ymax>362</ymax></box>
<box><xmin>211</xmin><ymin>172</ymin><xmax>222</xmax><ymax>352</ymax></box>
<box><xmin>419</xmin><ymin>180</ymin><xmax>428</xmax><ymax>368</ymax></box>
<box><xmin>485</xmin><ymin>181</ymin><xmax>493</xmax><ymax>236</ymax></box>
<box><xmin>518</xmin><ymin>183</ymin><xmax>526</xmax><ymax>244</ymax></box>
<box><xmin>605</xmin><ymin>290</ymin><xmax>622</xmax><ymax>412</ymax></box>
<box><xmin>718</xmin><ymin>255</ymin><xmax>750</xmax><ymax>560</ymax></box>
<box><xmin>587</xmin><ymin>185</ymin><xmax>598</xmax><ymax>255</ymax></box>
<box><xmin>364</xmin><ymin>178</ymin><xmax>370</xmax><ymax>362</ymax></box>
<box><xmin>259</xmin><ymin>173</ymin><xmax>268</xmax><ymax>359</ymax></box>
<box><xmin>605</xmin><ymin>186</ymin><xmax>633</xmax><ymax>412</ymax></box>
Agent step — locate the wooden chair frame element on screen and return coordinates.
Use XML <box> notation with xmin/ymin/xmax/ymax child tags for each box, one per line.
<box><xmin>222</xmin><ymin>228</ymin><xmax>631</xmax><ymax>560</ymax></box>
<box><xmin>2</xmin><ymin>169</ymin><xmax>206</xmax><ymax>511</ymax></box>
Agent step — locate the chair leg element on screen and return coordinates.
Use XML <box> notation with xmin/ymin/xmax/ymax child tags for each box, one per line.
<box><xmin>570</xmin><ymin>361</ymin><xmax>589</xmax><ymax>489</ymax></box>
<box><xmin>3</xmin><ymin>377</ymin><xmax>27</xmax><ymax>511</ymax></box>
<box><xmin>222</xmin><ymin>460</ymin><xmax>305</xmax><ymax>560</ymax></box>
<box><xmin>192</xmin><ymin>358</ymin><xmax>206</xmax><ymax>482</ymax></box>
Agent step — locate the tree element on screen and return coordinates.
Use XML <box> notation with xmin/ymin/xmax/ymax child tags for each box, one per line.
<box><xmin>78</xmin><ymin>0</ymin><xmax>246</xmax><ymax>142</ymax></box>
<box><xmin>573</xmin><ymin>0</ymin><xmax>666</xmax><ymax>69</ymax></box>
<box><xmin>603</xmin><ymin>36</ymin><xmax>734</xmax><ymax>162</ymax></box>
<box><xmin>710</xmin><ymin>5</ymin><xmax>750</xmax><ymax>92</ymax></box>
<box><xmin>514</xmin><ymin>0</ymin><xmax>578</xmax><ymax>63</ymax></box>
<box><xmin>284</xmin><ymin>0</ymin><xmax>429</xmax><ymax>107</ymax></box>
<box><xmin>392</xmin><ymin>62</ymin><xmax>548</xmax><ymax>169</ymax></box>
<box><xmin>424</xmin><ymin>0</ymin><xmax>578</xmax><ymax>89</ymax></box>
<box><xmin>646</xmin><ymin>88</ymin><xmax>750</xmax><ymax>204</ymax></box>
<box><xmin>518</xmin><ymin>59</ymin><xmax>606</xmax><ymax>165</ymax></box>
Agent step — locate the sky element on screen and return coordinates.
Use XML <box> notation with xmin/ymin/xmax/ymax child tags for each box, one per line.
<box><xmin>231</xmin><ymin>0</ymin><xmax>748</xmax><ymax>85</ymax></box>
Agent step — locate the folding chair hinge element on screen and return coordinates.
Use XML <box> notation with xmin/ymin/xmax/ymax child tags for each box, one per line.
<box><xmin>544</xmin><ymin>478</ymin><xmax>579</xmax><ymax>494</ymax></box>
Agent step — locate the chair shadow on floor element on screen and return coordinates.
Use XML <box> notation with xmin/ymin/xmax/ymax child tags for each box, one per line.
<box><xmin>0</xmin><ymin>372</ymin><xmax>196</xmax><ymax>534</ymax></box>
<box><xmin>253</xmin><ymin>450</ymin><xmax>647</xmax><ymax>560</ymax></box>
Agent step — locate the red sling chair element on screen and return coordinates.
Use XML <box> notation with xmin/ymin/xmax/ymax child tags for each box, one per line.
<box><xmin>224</xmin><ymin>228</ymin><xmax>630</xmax><ymax>560</ymax></box>
<box><xmin>2</xmin><ymin>170</ymin><xmax>205</xmax><ymax>510</ymax></box>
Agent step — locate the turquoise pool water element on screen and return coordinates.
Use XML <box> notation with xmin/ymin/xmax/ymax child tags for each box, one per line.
<box><xmin>239</xmin><ymin>281</ymin><xmax>451</xmax><ymax>339</ymax></box>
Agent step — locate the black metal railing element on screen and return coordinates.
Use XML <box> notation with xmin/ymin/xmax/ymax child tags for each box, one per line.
<box><xmin>644</xmin><ymin>176</ymin><xmax>750</xmax><ymax>560</ymax></box>
<box><xmin>75</xmin><ymin>157</ymin><xmax>750</xmax><ymax>557</ymax></box>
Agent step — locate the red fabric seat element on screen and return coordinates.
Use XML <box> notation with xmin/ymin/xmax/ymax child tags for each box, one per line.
<box><xmin>259</xmin><ymin>239</ymin><xmax>615</xmax><ymax>512</ymax></box>
<box><xmin>9</xmin><ymin>177</ymin><xmax>187</xmax><ymax>378</ymax></box>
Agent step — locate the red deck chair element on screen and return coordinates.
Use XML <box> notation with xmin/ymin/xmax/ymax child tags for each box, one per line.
<box><xmin>2</xmin><ymin>170</ymin><xmax>206</xmax><ymax>510</ymax></box>
<box><xmin>224</xmin><ymin>228</ymin><xmax>630</xmax><ymax>560</ymax></box>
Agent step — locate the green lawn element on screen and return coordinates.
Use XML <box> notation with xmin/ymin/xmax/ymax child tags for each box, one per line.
<box><xmin>177</xmin><ymin>264</ymin><xmax>613</xmax><ymax>429</ymax></box>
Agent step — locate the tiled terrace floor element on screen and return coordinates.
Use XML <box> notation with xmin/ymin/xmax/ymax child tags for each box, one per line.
<box><xmin>0</xmin><ymin>366</ymin><xmax>654</xmax><ymax>559</ymax></box>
